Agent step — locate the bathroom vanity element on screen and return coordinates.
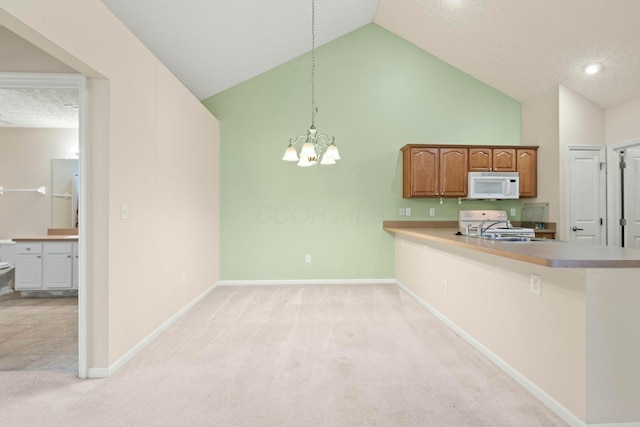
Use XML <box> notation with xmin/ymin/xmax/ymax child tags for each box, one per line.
<box><xmin>12</xmin><ymin>236</ymin><xmax>79</xmax><ymax>292</ymax></box>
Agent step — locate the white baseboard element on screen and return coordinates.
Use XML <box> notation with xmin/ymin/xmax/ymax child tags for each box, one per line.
<box><xmin>587</xmin><ymin>423</ymin><xmax>640</xmax><ymax>427</ymax></box>
<box><xmin>216</xmin><ymin>278</ymin><xmax>397</xmax><ymax>286</ymax></box>
<box><xmin>395</xmin><ymin>280</ymin><xmax>586</xmax><ymax>427</ymax></box>
<box><xmin>87</xmin><ymin>282</ymin><xmax>219</xmax><ymax>379</ymax></box>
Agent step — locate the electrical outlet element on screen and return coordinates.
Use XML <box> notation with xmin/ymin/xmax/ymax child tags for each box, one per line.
<box><xmin>429</xmin><ymin>208</ymin><xmax>436</xmax><ymax>216</ymax></box>
<box><xmin>510</xmin><ymin>208</ymin><xmax>517</xmax><ymax>217</ymax></box>
<box><xmin>530</xmin><ymin>274</ymin><xmax>542</xmax><ymax>295</ymax></box>
<box><xmin>180</xmin><ymin>272</ymin><xmax>186</xmax><ymax>285</ymax></box>
<box><xmin>305</xmin><ymin>254</ymin><xmax>311</xmax><ymax>264</ymax></box>
<box><xmin>442</xmin><ymin>278</ymin><xmax>448</xmax><ymax>293</ymax></box>
<box><xmin>400</xmin><ymin>208</ymin><xmax>406</xmax><ymax>216</ymax></box>
<box><xmin>406</xmin><ymin>207</ymin><xmax>411</xmax><ymax>216</ymax></box>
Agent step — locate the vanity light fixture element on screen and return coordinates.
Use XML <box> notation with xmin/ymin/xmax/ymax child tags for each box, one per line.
<box><xmin>584</xmin><ymin>62</ymin><xmax>603</xmax><ymax>75</ymax></box>
<box><xmin>282</xmin><ymin>0</ymin><xmax>340</xmax><ymax>167</ymax></box>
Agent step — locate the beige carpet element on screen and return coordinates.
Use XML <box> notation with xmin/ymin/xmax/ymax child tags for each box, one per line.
<box><xmin>0</xmin><ymin>293</ymin><xmax>78</xmax><ymax>373</ymax></box>
<box><xmin>0</xmin><ymin>284</ymin><xmax>567</xmax><ymax>426</ymax></box>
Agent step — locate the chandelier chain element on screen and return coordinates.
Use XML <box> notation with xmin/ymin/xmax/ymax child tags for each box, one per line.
<box><xmin>311</xmin><ymin>0</ymin><xmax>316</xmax><ymax>126</ymax></box>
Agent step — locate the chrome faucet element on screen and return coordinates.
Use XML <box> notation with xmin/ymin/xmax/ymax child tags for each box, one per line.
<box><xmin>478</xmin><ymin>220</ymin><xmax>512</xmax><ymax>236</ymax></box>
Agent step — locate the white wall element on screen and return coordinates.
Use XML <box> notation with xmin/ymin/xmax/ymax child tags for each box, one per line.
<box><xmin>586</xmin><ymin>269</ymin><xmax>640</xmax><ymax>423</ymax></box>
<box><xmin>521</xmin><ymin>87</ymin><xmax>560</xmax><ymax>223</ymax></box>
<box><xmin>395</xmin><ymin>234</ymin><xmax>640</xmax><ymax>424</ymax></box>
<box><xmin>522</xmin><ymin>86</ymin><xmax>606</xmax><ymax>240</ymax></box>
<box><xmin>0</xmin><ymin>128</ymin><xmax>77</xmax><ymax>238</ymax></box>
<box><xmin>395</xmin><ymin>235</ymin><xmax>587</xmax><ymax>422</ymax></box>
<box><xmin>558</xmin><ymin>86</ymin><xmax>605</xmax><ymax>240</ymax></box>
<box><xmin>0</xmin><ymin>1</ymin><xmax>220</xmax><ymax>372</ymax></box>
<box><xmin>605</xmin><ymin>97</ymin><xmax>640</xmax><ymax>145</ymax></box>
<box><xmin>558</xmin><ymin>86</ymin><xmax>605</xmax><ymax>148</ymax></box>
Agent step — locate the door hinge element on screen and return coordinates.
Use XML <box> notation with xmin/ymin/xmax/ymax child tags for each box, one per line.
<box><xmin>620</xmin><ymin>218</ymin><xmax>627</xmax><ymax>226</ymax></box>
<box><xmin>620</xmin><ymin>161</ymin><xmax>627</xmax><ymax>169</ymax></box>
<box><xmin>600</xmin><ymin>162</ymin><xmax>605</xmax><ymax>170</ymax></box>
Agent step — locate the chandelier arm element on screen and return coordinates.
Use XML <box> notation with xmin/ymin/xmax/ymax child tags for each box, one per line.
<box><xmin>316</xmin><ymin>134</ymin><xmax>335</xmax><ymax>147</ymax></box>
<box><xmin>288</xmin><ymin>134</ymin><xmax>308</xmax><ymax>145</ymax></box>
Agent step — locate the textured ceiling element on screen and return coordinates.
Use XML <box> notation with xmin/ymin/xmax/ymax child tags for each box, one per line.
<box><xmin>0</xmin><ymin>89</ymin><xmax>78</xmax><ymax>128</ymax></box>
<box><xmin>3</xmin><ymin>0</ymin><xmax>639</xmax><ymax>129</ymax></box>
<box><xmin>376</xmin><ymin>0</ymin><xmax>640</xmax><ymax>109</ymax></box>
<box><xmin>99</xmin><ymin>0</ymin><xmax>640</xmax><ymax>109</ymax></box>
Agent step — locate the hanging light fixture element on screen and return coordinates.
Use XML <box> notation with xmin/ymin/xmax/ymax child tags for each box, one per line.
<box><xmin>282</xmin><ymin>0</ymin><xmax>340</xmax><ymax>167</ymax></box>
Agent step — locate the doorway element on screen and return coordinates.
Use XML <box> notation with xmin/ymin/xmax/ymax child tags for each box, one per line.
<box><xmin>609</xmin><ymin>142</ymin><xmax>640</xmax><ymax>248</ymax></box>
<box><xmin>566</xmin><ymin>147</ymin><xmax>607</xmax><ymax>244</ymax></box>
<box><xmin>0</xmin><ymin>72</ymin><xmax>87</xmax><ymax>377</ymax></box>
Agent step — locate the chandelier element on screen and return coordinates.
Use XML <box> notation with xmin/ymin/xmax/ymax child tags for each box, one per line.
<box><xmin>282</xmin><ymin>0</ymin><xmax>340</xmax><ymax>167</ymax></box>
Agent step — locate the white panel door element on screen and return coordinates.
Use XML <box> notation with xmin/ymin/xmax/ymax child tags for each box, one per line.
<box><xmin>568</xmin><ymin>148</ymin><xmax>606</xmax><ymax>244</ymax></box>
<box><xmin>623</xmin><ymin>147</ymin><xmax>640</xmax><ymax>248</ymax></box>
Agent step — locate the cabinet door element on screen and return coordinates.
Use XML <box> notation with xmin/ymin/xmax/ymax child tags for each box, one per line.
<box><xmin>439</xmin><ymin>148</ymin><xmax>468</xmax><ymax>197</ymax></box>
<box><xmin>492</xmin><ymin>148</ymin><xmax>516</xmax><ymax>171</ymax></box>
<box><xmin>468</xmin><ymin>148</ymin><xmax>492</xmax><ymax>171</ymax></box>
<box><xmin>72</xmin><ymin>243</ymin><xmax>79</xmax><ymax>289</ymax></box>
<box><xmin>407</xmin><ymin>147</ymin><xmax>439</xmax><ymax>197</ymax></box>
<box><xmin>517</xmin><ymin>149</ymin><xmax>537</xmax><ymax>197</ymax></box>
<box><xmin>15</xmin><ymin>254</ymin><xmax>43</xmax><ymax>290</ymax></box>
<box><xmin>44</xmin><ymin>253</ymin><xmax>73</xmax><ymax>289</ymax></box>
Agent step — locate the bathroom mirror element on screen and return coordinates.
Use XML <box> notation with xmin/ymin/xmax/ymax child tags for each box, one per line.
<box><xmin>51</xmin><ymin>159</ymin><xmax>79</xmax><ymax>228</ymax></box>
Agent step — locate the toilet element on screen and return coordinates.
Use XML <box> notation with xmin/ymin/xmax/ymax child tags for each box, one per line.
<box><xmin>0</xmin><ymin>241</ymin><xmax>16</xmax><ymax>297</ymax></box>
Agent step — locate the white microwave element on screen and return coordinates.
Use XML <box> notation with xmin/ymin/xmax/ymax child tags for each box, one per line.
<box><xmin>468</xmin><ymin>172</ymin><xmax>519</xmax><ymax>199</ymax></box>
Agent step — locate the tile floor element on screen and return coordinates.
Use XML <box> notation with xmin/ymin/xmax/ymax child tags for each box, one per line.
<box><xmin>0</xmin><ymin>291</ymin><xmax>78</xmax><ymax>373</ymax></box>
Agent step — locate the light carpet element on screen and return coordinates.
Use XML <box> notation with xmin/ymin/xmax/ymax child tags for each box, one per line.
<box><xmin>0</xmin><ymin>284</ymin><xmax>567</xmax><ymax>426</ymax></box>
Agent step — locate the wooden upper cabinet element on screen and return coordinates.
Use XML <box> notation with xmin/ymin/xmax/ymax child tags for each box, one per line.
<box><xmin>517</xmin><ymin>148</ymin><xmax>537</xmax><ymax>198</ymax></box>
<box><xmin>404</xmin><ymin>147</ymin><xmax>439</xmax><ymax>197</ymax></box>
<box><xmin>469</xmin><ymin>147</ymin><xmax>516</xmax><ymax>172</ymax></box>
<box><xmin>402</xmin><ymin>144</ymin><xmax>536</xmax><ymax>199</ymax></box>
<box><xmin>439</xmin><ymin>148</ymin><xmax>468</xmax><ymax>197</ymax></box>
<box><xmin>402</xmin><ymin>145</ymin><xmax>467</xmax><ymax>198</ymax></box>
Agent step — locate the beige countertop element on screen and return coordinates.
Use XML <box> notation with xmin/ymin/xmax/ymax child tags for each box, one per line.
<box><xmin>383</xmin><ymin>223</ymin><xmax>640</xmax><ymax>268</ymax></box>
<box><xmin>13</xmin><ymin>236</ymin><xmax>78</xmax><ymax>242</ymax></box>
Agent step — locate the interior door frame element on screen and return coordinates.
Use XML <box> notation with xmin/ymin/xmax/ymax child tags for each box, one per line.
<box><xmin>607</xmin><ymin>139</ymin><xmax>640</xmax><ymax>247</ymax></box>
<box><xmin>565</xmin><ymin>145</ymin><xmax>607</xmax><ymax>244</ymax></box>
<box><xmin>0</xmin><ymin>72</ymin><xmax>87</xmax><ymax>378</ymax></box>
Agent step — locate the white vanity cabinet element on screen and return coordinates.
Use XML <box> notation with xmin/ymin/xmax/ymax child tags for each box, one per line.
<box><xmin>43</xmin><ymin>243</ymin><xmax>74</xmax><ymax>289</ymax></box>
<box><xmin>15</xmin><ymin>240</ymin><xmax>78</xmax><ymax>291</ymax></box>
<box><xmin>15</xmin><ymin>243</ymin><xmax>43</xmax><ymax>290</ymax></box>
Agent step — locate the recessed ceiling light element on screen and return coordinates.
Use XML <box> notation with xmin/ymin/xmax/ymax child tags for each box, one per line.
<box><xmin>584</xmin><ymin>62</ymin><xmax>603</xmax><ymax>75</ymax></box>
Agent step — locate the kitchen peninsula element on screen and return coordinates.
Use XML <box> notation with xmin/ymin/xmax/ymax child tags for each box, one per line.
<box><xmin>384</xmin><ymin>221</ymin><xmax>640</xmax><ymax>426</ymax></box>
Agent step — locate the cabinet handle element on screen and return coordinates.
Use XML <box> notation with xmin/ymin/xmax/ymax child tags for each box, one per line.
<box><xmin>26</xmin><ymin>247</ymin><xmax>31</xmax><ymax>251</ymax></box>
<box><xmin>37</xmin><ymin>255</ymin><xmax>41</xmax><ymax>259</ymax></box>
<box><xmin>67</xmin><ymin>255</ymin><xmax>72</xmax><ymax>258</ymax></box>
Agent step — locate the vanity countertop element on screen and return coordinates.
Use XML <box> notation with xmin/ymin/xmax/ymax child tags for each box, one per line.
<box><xmin>13</xmin><ymin>236</ymin><xmax>78</xmax><ymax>242</ymax></box>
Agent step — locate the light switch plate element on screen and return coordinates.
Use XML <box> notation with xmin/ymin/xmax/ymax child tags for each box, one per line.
<box><xmin>120</xmin><ymin>204</ymin><xmax>129</xmax><ymax>220</ymax></box>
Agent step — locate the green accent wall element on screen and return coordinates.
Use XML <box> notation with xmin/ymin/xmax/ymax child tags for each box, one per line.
<box><xmin>203</xmin><ymin>24</ymin><xmax>522</xmax><ymax>280</ymax></box>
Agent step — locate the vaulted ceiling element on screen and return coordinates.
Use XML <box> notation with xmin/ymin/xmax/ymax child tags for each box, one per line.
<box><xmin>100</xmin><ymin>0</ymin><xmax>640</xmax><ymax>108</ymax></box>
<box><xmin>2</xmin><ymin>0</ymin><xmax>640</xmax><ymax>128</ymax></box>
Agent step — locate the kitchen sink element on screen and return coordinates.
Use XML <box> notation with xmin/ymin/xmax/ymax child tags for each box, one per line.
<box><xmin>463</xmin><ymin>234</ymin><xmax>558</xmax><ymax>243</ymax></box>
